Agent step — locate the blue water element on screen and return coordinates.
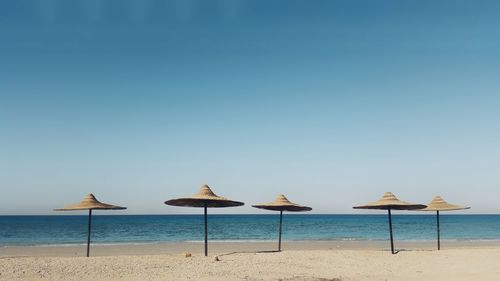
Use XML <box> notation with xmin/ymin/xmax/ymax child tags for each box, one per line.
<box><xmin>1</xmin><ymin>215</ymin><xmax>500</xmax><ymax>246</ymax></box>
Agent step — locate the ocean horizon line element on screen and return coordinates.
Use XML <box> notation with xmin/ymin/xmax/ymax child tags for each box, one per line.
<box><xmin>0</xmin><ymin>213</ymin><xmax>488</xmax><ymax>217</ymax></box>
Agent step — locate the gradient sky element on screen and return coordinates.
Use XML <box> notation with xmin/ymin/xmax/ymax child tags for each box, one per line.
<box><xmin>1</xmin><ymin>0</ymin><xmax>499</xmax><ymax>215</ymax></box>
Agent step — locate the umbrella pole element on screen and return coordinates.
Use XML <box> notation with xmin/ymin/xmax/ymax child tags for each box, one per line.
<box><xmin>86</xmin><ymin>209</ymin><xmax>92</xmax><ymax>257</ymax></box>
<box><xmin>388</xmin><ymin>209</ymin><xmax>395</xmax><ymax>254</ymax></box>
<box><xmin>437</xmin><ymin>210</ymin><xmax>441</xmax><ymax>250</ymax></box>
<box><xmin>278</xmin><ymin>209</ymin><xmax>283</xmax><ymax>252</ymax></box>
<box><xmin>204</xmin><ymin>202</ymin><xmax>208</xmax><ymax>257</ymax></box>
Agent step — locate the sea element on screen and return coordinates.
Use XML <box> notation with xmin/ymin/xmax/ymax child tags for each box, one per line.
<box><xmin>1</xmin><ymin>214</ymin><xmax>500</xmax><ymax>246</ymax></box>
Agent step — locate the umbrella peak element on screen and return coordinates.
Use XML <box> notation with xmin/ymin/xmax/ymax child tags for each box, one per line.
<box><xmin>433</xmin><ymin>196</ymin><xmax>446</xmax><ymax>203</ymax></box>
<box><xmin>84</xmin><ymin>193</ymin><xmax>98</xmax><ymax>202</ymax></box>
<box><xmin>381</xmin><ymin>192</ymin><xmax>398</xmax><ymax>201</ymax></box>
<box><xmin>275</xmin><ymin>194</ymin><xmax>290</xmax><ymax>202</ymax></box>
<box><xmin>195</xmin><ymin>185</ymin><xmax>218</xmax><ymax>198</ymax></box>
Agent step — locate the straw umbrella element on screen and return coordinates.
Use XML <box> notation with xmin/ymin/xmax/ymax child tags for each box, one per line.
<box><xmin>54</xmin><ymin>194</ymin><xmax>126</xmax><ymax>257</ymax></box>
<box><xmin>252</xmin><ymin>195</ymin><xmax>312</xmax><ymax>251</ymax></box>
<box><xmin>164</xmin><ymin>184</ymin><xmax>244</xmax><ymax>256</ymax></box>
<box><xmin>353</xmin><ymin>192</ymin><xmax>426</xmax><ymax>254</ymax></box>
<box><xmin>420</xmin><ymin>196</ymin><xmax>470</xmax><ymax>250</ymax></box>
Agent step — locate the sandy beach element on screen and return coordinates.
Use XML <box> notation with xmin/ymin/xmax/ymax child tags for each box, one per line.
<box><xmin>2</xmin><ymin>241</ymin><xmax>500</xmax><ymax>281</ymax></box>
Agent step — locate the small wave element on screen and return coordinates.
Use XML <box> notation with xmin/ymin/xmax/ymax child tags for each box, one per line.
<box><xmin>185</xmin><ymin>239</ymin><xmax>275</xmax><ymax>243</ymax></box>
<box><xmin>4</xmin><ymin>238</ymin><xmax>500</xmax><ymax>247</ymax></box>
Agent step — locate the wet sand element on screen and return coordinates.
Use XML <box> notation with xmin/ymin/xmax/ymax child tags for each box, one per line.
<box><xmin>2</xmin><ymin>240</ymin><xmax>500</xmax><ymax>257</ymax></box>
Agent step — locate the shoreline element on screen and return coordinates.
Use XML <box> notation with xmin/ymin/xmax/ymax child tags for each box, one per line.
<box><xmin>3</xmin><ymin>240</ymin><xmax>500</xmax><ymax>257</ymax></box>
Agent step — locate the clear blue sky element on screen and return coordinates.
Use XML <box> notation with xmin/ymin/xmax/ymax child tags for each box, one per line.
<box><xmin>1</xmin><ymin>0</ymin><xmax>499</xmax><ymax>214</ymax></box>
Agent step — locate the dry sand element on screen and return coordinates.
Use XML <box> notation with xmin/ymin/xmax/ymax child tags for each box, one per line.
<box><xmin>1</xmin><ymin>242</ymin><xmax>500</xmax><ymax>281</ymax></box>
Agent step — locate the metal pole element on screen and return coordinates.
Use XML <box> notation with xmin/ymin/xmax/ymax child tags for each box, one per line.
<box><xmin>278</xmin><ymin>209</ymin><xmax>283</xmax><ymax>251</ymax></box>
<box><xmin>388</xmin><ymin>209</ymin><xmax>395</xmax><ymax>254</ymax></box>
<box><xmin>437</xmin><ymin>210</ymin><xmax>441</xmax><ymax>250</ymax></box>
<box><xmin>87</xmin><ymin>209</ymin><xmax>92</xmax><ymax>257</ymax></box>
<box><xmin>204</xmin><ymin>202</ymin><xmax>208</xmax><ymax>257</ymax></box>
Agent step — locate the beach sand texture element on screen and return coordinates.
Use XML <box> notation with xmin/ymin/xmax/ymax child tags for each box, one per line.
<box><xmin>1</xmin><ymin>244</ymin><xmax>500</xmax><ymax>281</ymax></box>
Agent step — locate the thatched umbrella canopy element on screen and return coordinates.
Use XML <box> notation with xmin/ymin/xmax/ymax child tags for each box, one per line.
<box><xmin>54</xmin><ymin>194</ymin><xmax>126</xmax><ymax>257</ymax></box>
<box><xmin>253</xmin><ymin>195</ymin><xmax>312</xmax><ymax>251</ymax></box>
<box><xmin>353</xmin><ymin>192</ymin><xmax>426</xmax><ymax>254</ymax></box>
<box><xmin>420</xmin><ymin>196</ymin><xmax>470</xmax><ymax>250</ymax></box>
<box><xmin>164</xmin><ymin>185</ymin><xmax>244</xmax><ymax>256</ymax></box>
